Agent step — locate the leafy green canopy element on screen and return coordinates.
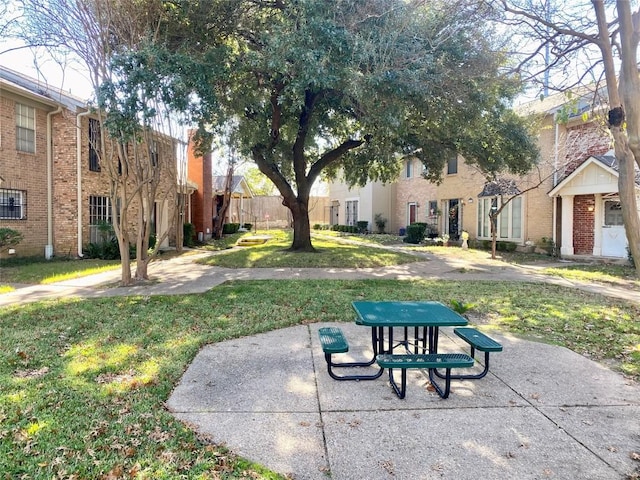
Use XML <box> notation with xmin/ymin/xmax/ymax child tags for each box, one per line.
<box><xmin>157</xmin><ymin>0</ymin><xmax>538</xmax><ymax>187</ymax></box>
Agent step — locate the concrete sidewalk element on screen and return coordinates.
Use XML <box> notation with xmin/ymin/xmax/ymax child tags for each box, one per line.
<box><xmin>2</xmin><ymin>248</ymin><xmax>640</xmax><ymax>306</ymax></box>
<box><xmin>167</xmin><ymin>321</ymin><xmax>640</xmax><ymax>480</ymax></box>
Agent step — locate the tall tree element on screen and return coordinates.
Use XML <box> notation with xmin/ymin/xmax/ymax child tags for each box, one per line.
<box><xmin>492</xmin><ymin>0</ymin><xmax>640</xmax><ymax>273</ymax></box>
<box><xmin>159</xmin><ymin>0</ymin><xmax>538</xmax><ymax>251</ymax></box>
<box><xmin>15</xmin><ymin>0</ymin><xmax>184</xmax><ymax>284</ymax></box>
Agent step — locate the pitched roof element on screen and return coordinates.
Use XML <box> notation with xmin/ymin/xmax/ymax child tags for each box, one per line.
<box><xmin>478</xmin><ymin>178</ymin><xmax>521</xmax><ymax>197</ymax></box>
<box><xmin>212</xmin><ymin>175</ymin><xmax>253</xmax><ymax>197</ymax></box>
<box><xmin>548</xmin><ymin>154</ymin><xmax>640</xmax><ymax>197</ymax></box>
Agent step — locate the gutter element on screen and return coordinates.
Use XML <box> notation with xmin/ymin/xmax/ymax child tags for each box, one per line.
<box><xmin>46</xmin><ymin>105</ymin><xmax>63</xmax><ymax>259</ymax></box>
<box><xmin>76</xmin><ymin>110</ymin><xmax>91</xmax><ymax>257</ymax></box>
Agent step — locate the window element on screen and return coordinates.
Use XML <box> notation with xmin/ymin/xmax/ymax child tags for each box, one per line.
<box><xmin>604</xmin><ymin>201</ymin><xmax>623</xmax><ymax>226</ymax></box>
<box><xmin>150</xmin><ymin>140</ymin><xmax>159</xmax><ymax>167</ymax></box>
<box><xmin>405</xmin><ymin>160</ymin><xmax>413</xmax><ymax>178</ymax></box>
<box><xmin>16</xmin><ymin>103</ymin><xmax>35</xmax><ymax>153</ymax></box>
<box><xmin>447</xmin><ymin>156</ymin><xmax>458</xmax><ymax>175</ymax></box>
<box><xmin>0</xmin><ymin>189</ymin><xmax>26</xmax><ymax>219</ymax></box>
<box><xmin>477</xmin><ymin>196</ymin><xmax>523</xmax><ymax>241</ymax></box>
<box><xmin>89</xmin><ymin>118</ymin><xmax>101</xmax><ymax>172</ymax></box>
<box><xmin>428</xmin><ymin>200</ymin><xmax>438</xmax><ymax>218</ymax></box>
<box><xmin>345</xmin><ymin>199</ymin><xmax>358</xmax><ymax>226</ymax></box>
<box><xmin>89</xmin><ymin>195</ymin><xmax>112</xmax><ymax>243</ymax></box>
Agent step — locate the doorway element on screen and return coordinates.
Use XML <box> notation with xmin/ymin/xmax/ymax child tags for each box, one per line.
<box><xmin>601</xmin><ymin>200</ymin><xmax>627</xmax><ymax>257</ymax></box>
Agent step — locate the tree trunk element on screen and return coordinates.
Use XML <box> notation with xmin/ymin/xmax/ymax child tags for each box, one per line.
<box><xmin>288</xmin><ymin>197</ymin><xmax>315</xmax><ymax>252</ymax></box>
<box><xmin>597</xmin><ymin>1</ymin><xmax>640</xmax><ymax>273</ymax></box>
<box><xmin>213</xmin><ymin>165</ymin><xmax>234</xmax><ymax>239</ymax></box>
<box><xmin>116</xmin><ymin>235</ymin><xmax>132</xmax><ymax>286</ymax></box>
<box><xmin>611</xmin><ymin>130</ymin><xmax>640</xmax><ymax>270</ymax></box>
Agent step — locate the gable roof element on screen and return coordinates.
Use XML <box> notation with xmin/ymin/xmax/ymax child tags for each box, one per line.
<box><xmin>478</xmin><ymin>178</ymin><xmax>521</xmax><ymax>198</ymax></box>
<box><xmin>548</xmin><ymin>154</ymin><xmax>640</xmax><ymax>197</ymax></box>
<box><xmin>212</xmin><ymin>175</ymin><xmax>254</xmax><ymax>198</ymax></box>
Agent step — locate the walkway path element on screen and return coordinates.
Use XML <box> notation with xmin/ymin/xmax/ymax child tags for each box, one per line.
<box><xmin>1</xmin><ymin>245</ymin><xmax>639</xmax><ymax>307</ymax></box>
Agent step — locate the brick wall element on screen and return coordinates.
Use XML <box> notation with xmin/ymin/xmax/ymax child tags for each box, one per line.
<box><xmin>0</xmin><ymin>95</ymin><xmax>51</xmax><ymax>257</ymax></box>
<box><xmin>1</xmin><ymin>89</ymin><xmax>178</xmax><ymax>259</ymax></box>
<box><xmin>573</xmin><ymin>195</ymin><xmax>595</xmax><ymax>254</ymax></box>
<box><xmin>564</xmin><ymin>122</ymin><xmax>612</xmax><ymax>174</ymax></box>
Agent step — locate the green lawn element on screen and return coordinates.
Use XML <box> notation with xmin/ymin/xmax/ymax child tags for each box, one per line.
<box><xmin>1</xmin><ymin>230</ymin><xmax>639</xmax><ymax>478</ymax></box>
<box><xmin>1</xmin><ymin>257</ymin><xmax>121</xmax><ymax>285</ymax></box>
<box><xmin>2</xmin><ymin>279</ymin><xmax>639</xmax><ymax>478</ymax></box>
<box><xmin>199</xmin><ymin>229</ymin><xmax>420</xmax><ymax>268</ymax></box>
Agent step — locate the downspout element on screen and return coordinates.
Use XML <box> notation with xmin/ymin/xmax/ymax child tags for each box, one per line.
<box><xmin>46</xmin><ymin>106</ymin><xmax>63</xmax><ymax>259</ymax></box>
<box><xmin>552</xmin><ymin>116</ymin><xmax>560</xmax><ymax>246</ymax></box>
<box><xmin>76</xmin><ymin>110</ymin><xmax>91</xmax><ymax>257</ymax></box>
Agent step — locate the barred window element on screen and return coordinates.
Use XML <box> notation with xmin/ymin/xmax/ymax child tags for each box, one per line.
<box><xmin>89</xmin><ymin>195</ymin><xmax>112</xmax><ymax>243</ymax></box>
<box><xmin>150</xmin><ymin>140</ymin><xmax>159</xmax><ymax>166</ymax></box>
<box><xmin>89</xmin><ymin>118</ymin><xmax>101</xmax><ymax>172</ymax></box>
<box><xmin>16</xmin><ymin>104</ymin><xmax>35</xmax><ymax>153</ymax></box>
<box><xmin>0</xmin><ymin>189</ymin><xmax>26</xmax><ymax>219</ymax></box>
<box><xmin>345</xmin><ymin>200</ymin><xmax>358</xmax><ymax>226</ymax></box>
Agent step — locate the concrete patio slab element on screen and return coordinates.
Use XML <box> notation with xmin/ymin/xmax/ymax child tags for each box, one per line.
<box><xmin>166</xmin><ymin>322</ymin><xmax>640</xmax><ymax>479</ymax></box>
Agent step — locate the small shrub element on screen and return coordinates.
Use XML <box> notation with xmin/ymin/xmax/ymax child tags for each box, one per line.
<box><xmin>84</xmin><ymin>238</ymin><xmax>121</xmax><ymax>260</ymax></box>
<box><xmin>222</xmin><ymin>223</ymin><xmax>241</xmax><ymax>234</ymax></box>
<box><xmin>496</xmin><ymin>241</ymin><xmax>517</xmax><ymax>252</ymax></box>
<box><xmin>183</xmin><ymin>223</ymin><xmax>196</xmax><ymax>247</ymax></box>
<box><xmin>357</xmin><ymin>221</ymin><xmax>369</xmax><ymax>234</ymax></box>
<box><xmin>313</xmin><ymin>224</ymin><xmax>321</xmax><ymax>230</ymax></box>
<box><xmin>243</xmin><ymin>223</ymin><xmax>252</xmax><ymax>230</ymax></box>
<box><xmin>403</xmin><ymin>223</ymin><xmax>427</xmax><ymax>244</ymax></box>
<box><xmin>0</xmin><ymin>228</ymin><xmax>23</xmax><ymax>251</ymax></box>
<box><xmin>374</xmin><ymin>213</ymin><xmax>387</xmax><ymax>233</ymax></box>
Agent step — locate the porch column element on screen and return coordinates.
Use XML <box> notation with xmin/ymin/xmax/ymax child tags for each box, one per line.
<box><xmin>592</xmin><ymin>194</ymin><xmax>602</xmax><ymax>256</ymax></box>
<box><xmin>560</xmin><ymin>194</ymin><xmax>574</xmax><ymax>256</ymax></box>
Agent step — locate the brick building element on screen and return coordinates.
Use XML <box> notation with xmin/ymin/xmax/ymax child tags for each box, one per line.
<box><xmin>328</xmin><ymin>90</ymin><xmax>638</xmax><ymax>261</ymax></box>
<box><xmin>0</xmin><ymin>66</ymin><xmax>182</xmax><ymax>259</ymax></box>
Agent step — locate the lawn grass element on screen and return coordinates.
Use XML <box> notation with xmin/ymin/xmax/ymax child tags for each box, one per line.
<box><xmin>1</xmin><ymin>257</ymin><xmax>120</xmax><ymax>284</ymax></box>
<box><xmin>1</xmin><ymin>279</ymin><xmax>639</xmax><ymax>478</ymax></box>
<box><xmin>199</xmin><ymin>229</ymin><xmax>420</xmax><ymax>268</ymax></box>
<box><xmin>542</xmin><ymin>264</ymin><xmax>640</xmax><ymax>287</ymax></box>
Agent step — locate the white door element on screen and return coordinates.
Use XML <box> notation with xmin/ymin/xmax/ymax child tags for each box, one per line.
<box><xmin>601</xmin><ymin>201</ymin><xmax>627</xmax><ymax>257</ymax></box>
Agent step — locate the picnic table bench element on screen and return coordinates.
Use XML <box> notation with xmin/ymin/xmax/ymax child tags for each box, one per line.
<box><xmin>318</xmin><ymin>326</ymin><xmax>383</xmax><ymax>381</ymax></box>
<box><xmin>376</xmin><ymin>353</ymin><xmax>474</xmax><ymax>399</ymax></box>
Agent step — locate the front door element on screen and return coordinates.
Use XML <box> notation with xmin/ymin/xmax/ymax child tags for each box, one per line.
<box><xmin>447</xmin><ymin>199</ymin><xmax>459</xmax><ymax>240</ymax></box>
<box><xmin>601</xmin><ymin>200</ymin><xmax>627</xmax><ymax>257</ymax></box>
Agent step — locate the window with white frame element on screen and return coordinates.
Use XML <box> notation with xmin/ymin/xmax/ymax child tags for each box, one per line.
<box><xmin>477</xmin><ymin>196</ymin><xmax>523</xmax><ymax>241</ymax></box>
<box><xmin>0</xmin><ymin>189</ymin><xmax>26</xmax><ymax>219</ymax></box>
<box><xmin>405</xmin><ymin>159</ymin><xmax>413</xmax><ymax>178</ymax></box>
<box><xmin>16</xmin><ymin>103</ymin><xmax>35</xmax><ymax>153</ymax></box>
<box><xmin>89</xmin><ymin>195</ymin><xmax>112</xmax><ymax>243</ymax></box>
<box><xmin>345</xmin><ymin>199</ymin><xmax>358</xmax><ymax>226</ymax></box>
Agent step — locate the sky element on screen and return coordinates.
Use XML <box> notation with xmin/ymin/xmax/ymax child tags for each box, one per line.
<box><xmin>0</xmin><ymin>39</ymin><xmax>95</xmax><ymax>101</ymax></box>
